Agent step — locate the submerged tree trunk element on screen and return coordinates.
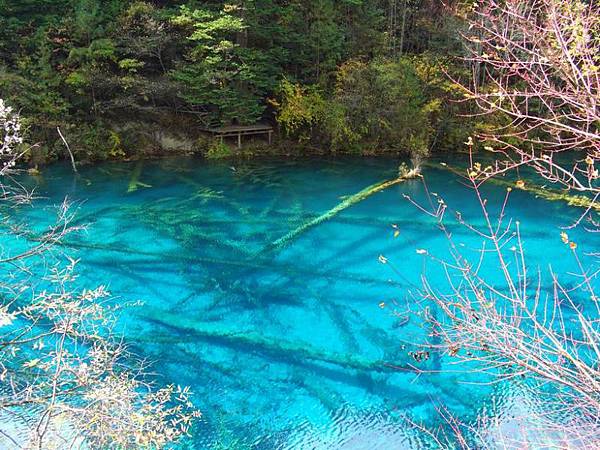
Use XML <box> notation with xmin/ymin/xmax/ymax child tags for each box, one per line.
<box><xmin>261</xmin><ymin>175</ymin><xmax>414</xmax><ymax>254</ymax></box>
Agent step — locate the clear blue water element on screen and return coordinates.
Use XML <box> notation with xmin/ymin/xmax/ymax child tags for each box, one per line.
<box><xmin>14</xmin><ymin>156</ymin><xmax>598</xmax><ymax>448</ymax></box>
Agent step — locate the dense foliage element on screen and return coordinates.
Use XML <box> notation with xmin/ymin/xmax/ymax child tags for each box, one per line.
<box><xmin>0</xmin><ymin>0</ymin><xmax>471</xmax><ymax>162</ymax></box>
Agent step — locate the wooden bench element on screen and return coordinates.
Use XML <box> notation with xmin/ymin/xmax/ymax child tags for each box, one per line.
<box><xmin>206</xmin><ymin>124</ymin><xmax>274</xmax><ymax>148</ymax></box>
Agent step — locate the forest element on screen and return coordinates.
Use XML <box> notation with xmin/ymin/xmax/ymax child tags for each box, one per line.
<box><xmin>0</xmin><ymin>0</ymin><xmax>470</xmax><ymax>163</ymax></box>
<box><xmin>1</xmin><ymin>0</ymin><xmax>600</xmax><ymax>449</ymax></box>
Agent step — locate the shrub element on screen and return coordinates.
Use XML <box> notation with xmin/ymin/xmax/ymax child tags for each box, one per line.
<box><xmin>206</xmin><ymin>139</ymin><xmax>233</xmax><ymax>159</ymax></box>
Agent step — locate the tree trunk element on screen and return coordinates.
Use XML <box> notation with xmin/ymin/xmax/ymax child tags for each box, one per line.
<box><xmin>399</xmin><ymin>0</ymin><xmax>408</xmax><ymax>56</ymax></box>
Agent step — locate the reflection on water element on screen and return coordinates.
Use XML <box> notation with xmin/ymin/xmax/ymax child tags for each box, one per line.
<box><xmin>15</xmin><ymin>156</ymin><xmax>598</xmax><ymax>448</ymax></box>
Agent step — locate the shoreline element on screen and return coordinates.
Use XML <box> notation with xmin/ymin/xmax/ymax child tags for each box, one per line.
<box><xmin>26</xmin><ymin>140</ymin><xmax>472</xmax><ymax>171</ymax></box>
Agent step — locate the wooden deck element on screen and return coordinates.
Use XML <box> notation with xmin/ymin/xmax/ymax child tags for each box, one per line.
<box><xmin>206</xmin><ymin>124</ymin><xmax>274</xmax><ymax>148</ymax></box>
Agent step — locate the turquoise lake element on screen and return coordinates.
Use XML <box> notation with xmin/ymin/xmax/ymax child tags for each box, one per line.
<box><xmin>14</xmin><ymin>156</ymin><xmax>598</xmax><ymax>449</ymax></box>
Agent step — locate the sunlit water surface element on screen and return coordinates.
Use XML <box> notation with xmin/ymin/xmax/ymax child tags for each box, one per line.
<box><xmin>15</xmin><ymin>156</ymin><xmax>599</xmax><ymax>449</ymax></box>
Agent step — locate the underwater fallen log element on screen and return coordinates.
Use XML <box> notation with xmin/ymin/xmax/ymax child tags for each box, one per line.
<box><xmin>489</xmin><ymin>177</ymin><xmax>600</xmax><ymax>212</ymax></box>
<box><xmin>256</xmin><ymin>196</ymin><xmax>279</xmax><ymax>221</ymax></box>
<box><xmin>64</xmin><ymin>205</ymin><xmax>121</xmax><ymax>228</ymax></box>
<box><xmin>135</xmin><ymin>204</ymin><xmax>426</xmax><ymax>229</ymax></box>
<box><xmin>172</xmin><ymin>224</ymin><xmax>255</xmax><ymax>257</ymax></box>
<box><xmin>293</xmin><ymin>372</ymin><xmax>344</xmax><ymax>412</ymax></box>
<box><xmin>262</xmin><ymin>176</ymin><xmax>412</xmax><ymax>254</ymax></box>
<box><xmin>108</xmin><ymin>261</ymin><xmax>176</xmax><ymax>304</ymax></box>
<box><xmin>127</xmin><ymin>160</ymin><xmax>151</xmax><ymax>193</ymax></box>
<box><xmin>322</xmin><ymin>301</ymin><xmax>360</xmax><ymax>354</ymax></box>
<box><xmin>50</xmin><ymin>240</ymin><xmax>405</xmax><ymax>287</ymax></box>
<box><xmin>428</xmin><ymin>161</ymin><xmax>600</xmax><ymax>213</ymax></box>
<box><xmin>137</xmin><ymin>309</ymin><xmax>408</xmax><ymax>373</ymax></box>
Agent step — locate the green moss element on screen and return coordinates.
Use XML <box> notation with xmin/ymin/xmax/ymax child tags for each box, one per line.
<box><xmin>262</xmin><ymin>175</ymin><xmax>414</xmax><ymax>254</ymax></box>
<box><xmin>490</xmin><ymin>177</ymin><xmax>600</xmax><ymax>213</ymax></box>
<box><xmin>137</xmin><ymin>309</ymin><xmax>409</xmax><ymax>373</ymax></box>
<box><xmin>431</xmin><ymin>161</ymin><xmax>600</xmax><ymax>214</ymax></box>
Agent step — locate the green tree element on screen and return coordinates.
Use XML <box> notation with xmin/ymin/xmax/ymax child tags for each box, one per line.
<box><xmin>172</xmin><ymin>4</ymin><xmax>269</xmax><ymax>126</ymax></box>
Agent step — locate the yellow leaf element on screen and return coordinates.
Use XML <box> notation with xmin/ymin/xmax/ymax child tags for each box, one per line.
<box><xmin>569</xmin><ymin>242</ymin><xmax>577</xmax><ymax>250</ymax></box>
<box><xmin>560</xmin><ymin>232</ymin><xmax>569</xmax><ymax>244</ymax></box>
<box><xmin>393</xmin><ymin>230</ymin><xmax>400</xmax><ymax>238</ymax></box>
